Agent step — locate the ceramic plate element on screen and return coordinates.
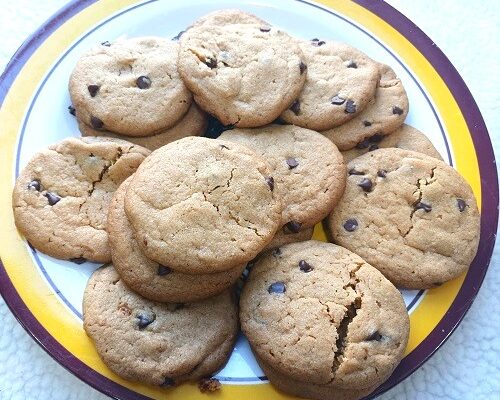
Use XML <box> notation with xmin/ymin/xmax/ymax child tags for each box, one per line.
<box><xmin>0</xmin><ymin>1</ymin><xmax>497</xmax><ymax>399</ymax></box>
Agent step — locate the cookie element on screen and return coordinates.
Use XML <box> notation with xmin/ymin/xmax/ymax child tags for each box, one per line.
<box><xmin>83</xmin><ymin>265</ymin><xmax>238</xmax><ymax>386</ymax></box>
<box><xmin>219</xmin><ymin>125</ymin><xmax>346</xmax><ymax>229</ymax></box>
<box><xmin>192</xmin><ymin>9</ymin><xmax>265</xmax><ymax>27</ymax></box>
<box><xmin>178</xmin><ymin>12</ymin><xmax>306</xmax><ymax>127</ymax></box>
<box><xmin>263</xmin><ymin>226</ymin><xmax>314</xmax><ymax>252</ymax></box>
<box><xmin>327</xmin><ymin>148</ymin><xmax>480</xmax><ymax>289</ymax></box>
<box><xmin>342</xmin><ymin>124</ymin><xmax>443</xmax><ymax>163</ymax></box>
<box><xmin>78</xmin><ymin>103</ymin><xmax>207</xmax><ymax>151</ymax></box>
<box><xmin>69</xmin><ymin>37</ymin><xmax>191</xmax><ymax>136</ymax></box>
<box><xmin>125</xmin><ymin>136</ymin><xmax>282</xmax><ymax>274</ymax></box>
<box><xmin>240</xmin><ymin>241</ymin><xmax>409</xmax><ymax>400</ymax></box>
<box><xmin>108</xmin><ymin>177</ymin><xmax>246</xmax><ymax>302</ymax></box>
<box><xmin>12</xmin><ymin>137</ymin><xmax>150</xmax><ymax>262</ymax></box>
<box><xmin>322</xmin><ymin>64</ymin><xmax>408</xmax><ymax>150</ymax></box>
<box><xmin>280</xmin><ymin>40</ymin><xmax>379</xmax><ymax>131</ymax></box>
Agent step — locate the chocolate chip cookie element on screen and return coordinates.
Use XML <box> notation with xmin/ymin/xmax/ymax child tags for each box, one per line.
<box><xmin>125</xmin><ymin>136</ymin><xmax>282</xmax><ymax>274</ymax></box>
<box><xmin>109</xmin><ymin>177</ymin><xmax>245</xmax><ymax>302</ymax></box>
<box><xmin>240</xmin><ymin>240</ymin><xmax>409</xmax><ymax>400</ymax></box>
<box><xmin>83</xmin><ymin>265</ymin><xmax>238</xmax><ymax>386</ymax></box>
<box><xmin>322</xmin><ymin>64</ymin><xmax>408</xmax><ymax>150</ymax></box>
<box><xmin>327</xmin><ymin>148</ymin><xmax>480</xmax><ymax>288</ymax></box>
<box><xmin>13</xmin><ymin>137</ymin><xmax>150</xmax><ymax>262</ymax></box>
<box><xmin>70</xmin><ymin>37</ymin><xmax>191</xmax><ymax>136</ymax></box>
<box><xmin>219</xmin><ymin>124</ymin><xmax>346</xmax><ymax>230</ymax></box>
<box><xmin>280</xmin><ymin>40</ymin><xmax>379</xmax><ymax>131</ymax></box>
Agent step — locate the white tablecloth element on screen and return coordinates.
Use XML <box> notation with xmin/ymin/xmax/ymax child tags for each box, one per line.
<box><xmin>0</xmin><ymin>1</ymin><xmax>498</xmax><ymax>399</ymax></box>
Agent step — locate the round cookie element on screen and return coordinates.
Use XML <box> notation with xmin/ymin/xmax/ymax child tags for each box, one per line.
<box><xmin>322</xmin><ymin>64</ymin><xmax>408</xmax><ymax>151</ymax></box>
<box><xmin>192</xmin><ymin>9</ymin><xmax>266</xmax><ymax>27</ymax></box>
<box><xmin>83</xmin><ymin>265</ymin><xmax>238</xmax><ymax>386</ymax></box>
<box><xmin>280</xmin><ymin>40</ymin><xmax>380</xmax><ymax>131</ymax></box>
<box><xmin>178</xmin><ymin>12</ymin><xmax>306</xmax><ymax>127</ymax></box>
<box><xmin>125</xmin><ymin>136</ymin><xmax>282</xmax><ymax>274</ymax></box>
<box><xmin>108</xmin><ymin>177</ymin><xmax>246</xmax><ymax>303</ymax></box>
<box><xmin>263</xmin><ymin>226</ymin><xmax>314</xmax><ymax>252</ymax></box>
<box><xmin>219</xmin><ymin>125</ymin><xmax>346</xmax><ymax>230</ymax></box>
<box><xmin>342</xmin><ymin>124</ymin><xmax>443</xmax><ymax>163</ymax></box>
<box><xmin>78</xmin><ymin>103</ymin><xmax>207</xmax><ymax>151</ymax></box>
<box><xmin>69</xmin><ymin>37</ymin><xmax>191</xmax><ymax>136</ymax></box>
<box><xmin>327</xmin><ymin>148</ymin><xmax>480</xmax><ymax>289</ymax></box>
<box><xmin>12</xmin><ymin>137</ymin><xmax>150</xmax><ymax>262</ymax></box>
<box><xmin>240</xmin><ymin>241</ymin><xmax>409</xmax><ymax>399</ymax></box>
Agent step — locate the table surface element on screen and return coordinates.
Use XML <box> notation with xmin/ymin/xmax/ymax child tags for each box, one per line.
<box><xmin>0</xmin><ymin>1</ymin><xmax>498</xmax><ymax>399</ymax></box>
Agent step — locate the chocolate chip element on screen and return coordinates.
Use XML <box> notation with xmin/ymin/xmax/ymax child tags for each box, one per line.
<box><xmin>311</xmin><ymin>38</ymin><xmax>319</xmax><ymax>42</ymax></box>
<box><xmin>363</xmin><ymin>120</ymin><xmax>372</xmax><ymax>127</ymax></box>
<box><xmin>414</xmin><ymin>202</ymin><xmax>432</xmax><ymax>212</ymax></box>
<box><xmin>68</xmin><ymin>105</ymin><xmax>76</xmax><ymax>116</ymax></box>
<box><xmin>69</xmin><ymin>257</ymin><xmax>87</xmax><ymax>264</ymax></box>
<box><xmin>347</xmin><ymin>60</ymin><xmax>357</xmax><ymax>68</ymax></box>
<box><xmin>44</xmin><ymin>192</ymin><xmax>61</xmax><ymax>206</ymax></box>
<box><xmin>268</xmin><ymin>281</ymin><xmax>286</xmax><ymax>294</ymax></box>
<box><xmin>311</xmin><ymin>40</ymin><xmax>325</xmax><ymax>46</ymax></box>
<box><xmin>136</xmin><ymin>75</ymin><xmax>151</xmax><ymax>89</ymax></box>
<box><xmin>284</xmin><ymin>220</ymin><xmax>302</xmax><ymax>233</ymax></box>
<box><xmin>331</xmin><ymin>95</ymin><xmax>346</xmax><ymax>105</ymax></box>
<box><xmin>90</xmin><ymin>116</ymin><xmax>104</xmax><ymax>129</ymax></box>
<box><xmin>161</xmin><ymin>377</ymin><xmax>175</xmax><ymax>387</ymax></box>
<box><xmin>286</xmin><ymin>157</ymin><xmax>299</xmax><ymax>169</ymax></box>
<box><xmin>220</xmin><ymin>144</ymin><xmax>230</xmax><ymax>150</ymax></box>
<box><xmin>299</xmin><ymin>61</ymin><xmax>307</xmax><ymax>75</ymax></box>
<box><xmin>358</xmin><ymin>178</ymin><xmax>373</xmax><ymax>192</ymax></box>
<box><xmin>158</xmin><ymin>265</ymin><xmax>171</xmax><ymax>276</ymax></box>
<box><xmin>345</xmin><ymin>100</ymin><xmax>356</xmax><ymax>114</ymax></box>
<box><xmin>366</xmin><ymin>331</ymin><xmax>383</xmax><ymax>341</ymax></box>
<box><xmin>392</xmin><ymin>106</ymin><xmax>404</xmax><ymax>115</ymax></box>
<box><xmin>343</xmin><ymin>219</ymin><xmax>358</xmax><ymax>232</ymax></box>
<box><xmin>205</xmin><ymin>57</ymin><xmax>217</xmax><ymax>69</ymax></box>
<box><xmin>273</xmin><ymin>117</ymin><xmax>287</xmax><ymax>125</ymax></box>
<box><xmin>259</xmin><ymin>26</ymin><xmax>271</xmax><ymax>32</ymax></box>
<box><xmin>27</xmin><ymin>180</ymin><xmax>41</xmax><ymax>191</ymax></box>
<box><xmin>172</xmin><ymin>30</ymin><xmax>185</xmax><ymax>41</ymax></box>
<box><xmin>457</xmin><ymin>198</ymin><xmax>467</xmax><ymax>212</ymax></box>
<box><xmin>265</xmin><ymin>177</ymin><xmax>275</xmax><ymax>191</ymax></box>
<box><xmin>136</xmin><ymin>311</ymin><xmax>156</xmax><ymax>329</ymax></box>
<box><xmin>101</xmin><ymin>41</ymin><xmax>111</xmax><ymax>47</ymax></box>
<box><xmin>356</xmin><ymin>139</ymin><xmax>370</xmax><ymax>149</ymax></box>
<box><xmin>290</xmin><ymin>99</ymin><xmax>300</xmax><ymax>115</ymax></box>
<box><xmin>369</xmin><ymin>144</ymin><xmax>379</xmax><ymax>151</ymax></box>
<box><xmin>370</xmin><ymin>134</ymin><xmax>383</xmax><ymax>143</ymax></box>
<box><xmin>87</xmin><ymin>85</ymin><xmax>99</xmax><ymax>97</ymax></box>
<box><xmin>299</xmin><ymin>260</ymin><xmax>313</xmax><ymax>272</ymax></box>
<box><xmin>272</xmin><ymin>247</ymin><xmax>282</xmax><ymax>257</ymax></box>
<box><xmin>348</xmin><ymin>168</ymin><xmax>364</xmax><ymax>176</ymax></box>
<box><xmin>377</xmin><ymin>169</ymin><xmax>387</xmax><ymax>178</ymax></box>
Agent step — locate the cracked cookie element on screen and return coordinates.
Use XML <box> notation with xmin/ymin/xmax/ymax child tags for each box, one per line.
<box><xmin>125</xmin><ymin>136</ymin><xmax>282</xmax><ymax>274</ymax></box>
<box><xmin>280</xmin><ymin>39</ymin><xmax>379</xmax><ymax>131</ymax></box>
<box><xmin>69</xmin><ymin>37</ymin><xmax>191</xmax><ymax>137</ymax></box>
<box><xmin>109</xmin><ymin>177</ymin><xmax>246</xmax><ymax>302</ymax></box>
<box><xmin>13</xmin><ymin>137</ymin><xmax>150</xmax><ymax>262</ymax></box>
<box><xmin>78</xmin><ymin>103</ymin><xmax>207</xmax><ymax>151</ymax></box>
<box><xmin>220</xmin><ymin>124</ymin><xmax>346</xmax><ymax>230</ymax></box>
<box><xmin>321</xmin><ymin>64</ymin><xmax>408</xmax><ymax>151</ymax></box>
<box><xmin>177</xmin><ymin>11</ymin><xmax>306</xmax><ymax>127</ymax></box>
<box><xmin>240</xmin><ymin>240</ymin><xmax>409</xmax><ymax>400</ymax></box>
<box><xmin>83</xmin><ymin>265</ymin><xmax>238</xmax><ymax>386</ymax></box>
<box><xmin>327</xmin><ymin>148</ymin><xmax>480</xmax><ymax>289</ymax></box>
<box><xmin>342</xmin><ymin>124</ymin><xmax>443</xmax><ymax>163</ymax></box>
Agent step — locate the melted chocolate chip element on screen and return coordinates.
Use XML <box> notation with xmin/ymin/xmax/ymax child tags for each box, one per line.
<box><xmin>158</xmin><ymin>265</ymin><xmax>172</xmax><ymax>276</ymax></box>
<box><xmin>365</xmin><ymin>331</ymin><xmax>383</xmax><ymax>341</ymax></box>
<box><xmin>345</xmin><ymin>100</ymin><xmax>356</xmax><ymax>114</ymax></box>
<box><xmin>101</xmin><ymin>41</ymin><xmax>111</xmax><ymax>47</ymax></box>
<box><xmin>457</xmin><ymin>198</ymin><xmax>467</xmax><ymax>212</ymax></box>
<box><xmin>172</xmin><ymin>30</ymin><xmax>185</xmax><ymax>41</ymax></box>
<box><xmin>392</xmin><ymin>106</ymin><xmax>404</xmax><ymax>115</ymax></box>
<box><xmin>205</xmin><ymin>57</ymin><xmax>217</xmax><ymax>69</ymax></box>
<box><xmin>87</xmin><ymin>85</ymin><xmax>100</xmax><ymax>97</ymax></box>
<box><xmin>290</xmin><ymin>99</ymin><xmax>300</xmax><ymax>115</ymax></box>
<box><xmin>272</xmin><ymin>247</ymin><xmax>282</xmax><ymax>257</ymax></box>
<box><xmin>27</xmin><ymin>180</ymin><xmax>41</xmax><ymax>191</ymax></box>
<box><xmin>68</xmin><ymin>105</ymin><xmax>76</xmax><ymax>116</ymax></box>
<box><xmin>377</xmin><ymin>169</ymin><xmax>387</xmax><ymax>178</ymax></box>
<box><xmin>343</xmin><ymin>218</ymin><xmax>358</xmax><ymax>232</ymax></box>
<box><xmin>265</xmin><ymin>177</ymin><xmax>275</xmax><ymax>191</ymax></box>
<box><xmin>69</xmin><ymin>257</ymin><xmax>87</xmax><ymax>264</ymax></box>
<box><xmin>298</xmin><ymin>260</ymin><xmax>313</xmax><ymax>272</ymax></box>
<box><xmin>268</xmin><ymin>281</ymin><xmax>286</xmax><ymax>294</ymax></box>
<box><xmin>136</xmin><ymin>75</ymin><xmax>151</xmax><ymax>89</ymax></box>
<box><xmin>161</xmin><ymin>377</ymin><xmax>175</xmax><ymax>387</ymax></box>
<box><xmin>358</xmin><ymin>178</ymin><xmax>373</xmax><ymax>192</ymax></box>
<box><xmin>347</xmin><ymin>60</ymin><xmax>357</xmax><ymax>68</ymax></box>
<box><xmin>44</xmin><ymin>192</ymin><xmax>61</xmax><ymax>206</ymax></box>
<box><xmin>348</xmin><ymin>168</ymin><xmax>364</xmax><ymax>176</ymax></box>
<box><xmin>363</xmin><ymin>120</ymin><xmax>372</xmax><ymax>127</ymax></box>
<box><xmin>136</xmin><ymin>311</ymin><xmax>156</xmax><ymax>329</ymax></box>
<box><xmin>331</xmin><ymin>95</ymin><xmax>346</xmax><ymax>105</ymax></box>
<box><xmin>286</xmin><ymin>157</ymin><xmax>299</xmax><ymax>169</ymax></box>
<box><xmin>299</xmin><ymin>61</ymin><xmax>307</xmax><ymax>75</ymax></box>
<box><xmin>368</xmin><ymin>144</ymin><xmax>379</xmax><ymax>151</ymax></box>
<box><xmin>260</xmin><ymin>26</ymin><xmax>271</xmax><ymax>32</ymax></box>
<box><xmin>90</xmin><ymin>116</ymin><xmax>104</xmax><ymax>129</ymax></box>
<box><xmin>414</xmin><ymin>202</ymin><xmax>432</xmax><ymax>212</ymax></box>
<box><xmin>284</xmin><ymin>220</ymin><xmax>302</xmax><ymax>233</ymax></box>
